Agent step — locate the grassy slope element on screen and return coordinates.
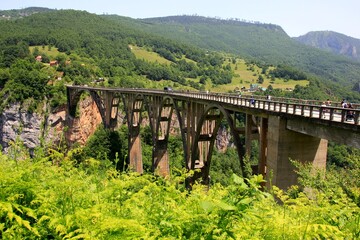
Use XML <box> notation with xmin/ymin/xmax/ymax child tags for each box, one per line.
<box><xmin>130</xmin><ymin>45</ymin><xmax>308</xmax><ymax>92</ymax></box>
<box><xmin>29</xmin><ymin>46</ymin><xmax>61</xmax><ymax>58</ymax></box>
<box><xmin>130</xmin><ymin>45</ymin><xmax>172</xmax><ymax>65</ymax></box>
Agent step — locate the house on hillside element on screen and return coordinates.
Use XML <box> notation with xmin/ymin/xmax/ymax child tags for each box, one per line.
<box><xmin>35</xmin><ymin>55</ymin><xmax>42</xmax><ymax>62</ymax></box>
<box><xmin>49</xmin><ymin>60</ymin><xmax>58</xmax><ymax>67</ymax></box>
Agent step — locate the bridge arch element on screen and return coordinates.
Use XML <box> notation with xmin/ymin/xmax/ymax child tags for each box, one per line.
<box><xmin>67</xmin><ymin>89</ymin><xmax>105</xmax><ymax>121</ymax></box>
<box><xmin>191</xmin><ymin>104</ymin><xmax>248</xmax><ymax>184</ymax></box>
<box><xmin>67</xmin><ymin>88</ymin><xmax>126</xmax><ymax>130</ymax></box>
<box><xmin>120</xmin><ymin>92</ymin><xmax>146</xmax><ymax>173</ymax></box>
<box><xmin>148</xmin><ymin>96</ymin><xmax>177</xmax><ymax>175</ymax></box>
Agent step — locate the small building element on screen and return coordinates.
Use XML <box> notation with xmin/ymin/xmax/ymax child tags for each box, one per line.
<box><xmin>49</xmin><ymin>60</ymin><xmax>58</xmax><ymax>67</ymax></box>
<box><xmin>35</xmin><ymin>55</ymin><xmax>42</xmax><ymax>62</ymax></box>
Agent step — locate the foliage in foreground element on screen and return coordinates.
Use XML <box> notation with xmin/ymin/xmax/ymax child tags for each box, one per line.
<box><xmin>0</xmin><ymin>149</ymin><xmax>359</xmax><ymax>239</ymax></box>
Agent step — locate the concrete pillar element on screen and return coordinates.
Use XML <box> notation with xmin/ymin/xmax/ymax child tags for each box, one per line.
<box><xmin>103</xmin><ymin>92</ymin><xmax>113</xmax><ymax>128</ymax></box>
<box><xmin>129</xmin><ymin>126</ymin><xmax>143</xmax><ymax>174</ymax></box>
<box><xmin>153</xmin><ymin>140</ymin><xmax>170</xmax><ymax>176</ymax></box>
<box><xmin>258</xmin><ymin>117</ymin><xmax>268</xmax><ymax>176</ymax></box>
<box><xmin>266</xmin><ymin>116</ymin><xmax>327</xmax><ymax>190</ymax></box>
<box><xmin>245</xmin><ymin>114</ymin><xmax>253</xmax><ymax>156</ymax></box>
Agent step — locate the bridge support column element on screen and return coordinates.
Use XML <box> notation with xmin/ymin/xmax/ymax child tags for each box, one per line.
<box><xmin>129</xmin><ymin>126</ymin><xmax>143</xmax><ymax>174</ymax></box>
<box><xmin>258</xmin><ymin>117</ymin><xmax>268</xmax><ymax>177</ymax></box>
<box><xmin>123</xmin><ymin>94</ymin><xmax>144</xmax><ymax>174</ymax></box>
<box><xmin>266</xmin><ymin>116</ymin><xmax>327</xmax><ymax>190</ymax></box>
<box><xmin>153</xmin><ymin>140</ymin><xmax>170</xmax><ymax>176</ymax></box>
<box><xmin>245</xmin><ymin>114</ymin><xmax>253</xmax><ymax>156</ymax></box>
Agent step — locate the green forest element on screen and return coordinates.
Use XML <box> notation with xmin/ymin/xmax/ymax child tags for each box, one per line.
<box><xmin>0</xmin><ymin>9</ymin><xmax>359</xmax><ymax>239</ymax></box>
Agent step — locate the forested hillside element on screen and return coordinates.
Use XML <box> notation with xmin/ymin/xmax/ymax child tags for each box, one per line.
<box><xmin>104</xmin><ymin>15</ymin><xmax>360</xmax><ymax>99</ymax></box>
<box><xmin>0</xmin><ymin>10</ymin><xmax>236</xmax><ymax>110</ymax></box>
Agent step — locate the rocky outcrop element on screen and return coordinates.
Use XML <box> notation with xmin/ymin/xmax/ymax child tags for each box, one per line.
<box><xmin>65</xmin><ymin>98</ymin><xmax>102</xmax><ymax>146</ymax></box>
<box><xmin>0</xmin><ymin>104</ymin><xmax>42</xmax><ymax>153</ymax></box>
<box><xmin>0</xmin><ymin>97</ymin><xmax>103</xmax><ymax>154</ymax></box>
<box><xmin>294</xmin><ymin>31</ymin><xmax>360</xmax><ymax>61</ymax></box>
<box><xmin>216</xmin><ymin>125</ymin><xmax>232</xmax><ymax>152</ymax></box>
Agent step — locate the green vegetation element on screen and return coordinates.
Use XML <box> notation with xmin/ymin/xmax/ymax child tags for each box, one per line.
<box><xmin>130</xmin><ymin>45</ymin><xmax>173</xmax><ymax>65</ymax></box>
<box><xmin>0</xmin><ymin>140</ymin><xmax>359</xmax><ymax>239</ymax></box>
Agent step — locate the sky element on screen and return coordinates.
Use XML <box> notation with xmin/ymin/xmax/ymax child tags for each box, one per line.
<box><xmin>1</xmin><ymin>0</ymin><xmax>360</xmax><ymax>39</ymax></box>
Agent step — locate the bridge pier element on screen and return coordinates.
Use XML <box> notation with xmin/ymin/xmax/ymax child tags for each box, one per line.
<box><xmin>153</xmin><ymin>140</ymin><xmax>170</xmax><ymax>176</ymax></box>
<box><xmin>122</xmin><ymin>94</ymin><xmax>144</xmax><ymax>174</ymax></box>
<box><xmin>149</xmin><ymin>97</ymin><xmax>173</xmax><ymax>177</ymax></box>
<box><xmin>258</xmin><ymin>117</ymin><xmax>268</xmax><ymax>177</ymax></box>
<box><xmin>266</xmin><ymin>116</ymin><xmax>327</xmax><ymax>190</ymax></box>
<box><xmin>128</xmin><ymin>125</ymin><xmax>143</xmax><ymax>174</ymax></box>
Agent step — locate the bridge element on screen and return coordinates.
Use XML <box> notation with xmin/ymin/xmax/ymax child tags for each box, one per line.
<box><xmin>66</xmin><ymin>85</ymin><xmax>360</xmax><ymax>189</ymax></box>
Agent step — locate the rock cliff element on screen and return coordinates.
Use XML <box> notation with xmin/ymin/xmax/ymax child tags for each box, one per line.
<box><xmin>0</xmin><ymin>97</ymin><xmax>102</xmax><ymax>154</ymax></box>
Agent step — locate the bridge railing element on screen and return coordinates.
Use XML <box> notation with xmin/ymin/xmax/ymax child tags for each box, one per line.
<box><xmin>169</xmin><ymin>90</ymin><xmax>359</xmax><ymax>125</ymax></box>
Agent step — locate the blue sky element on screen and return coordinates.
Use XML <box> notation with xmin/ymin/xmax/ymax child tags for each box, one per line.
<box><xmin>2</xmin><ymin>0</ymin><xmax>360</xmax><ymax>39</ymax></box>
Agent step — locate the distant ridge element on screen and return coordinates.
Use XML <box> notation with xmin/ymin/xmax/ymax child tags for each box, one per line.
<box><xmin>0</xmin><ymin>7</ymin><xmax>54</xmax><ymax>19</ymax></box>
<box><xmin>142</xmin><ymin>15</ymin><xmax>285</xmax><ymax>33</ymax></box>
<box><xmin>294</xmin><ymin>31</ymin><xmax>360</xmax><ymax>61</ymax></box>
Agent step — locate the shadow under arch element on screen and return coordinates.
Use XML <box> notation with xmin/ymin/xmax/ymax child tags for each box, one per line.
<box><xmin>190</xmin><ymin>103</ymin><xmax>247</xmax><ymax>185</ymax></box>
<box><xmin>67</xmin><ymin>87</ymin><xmax>123</xmax><ymax>129</ymax></box>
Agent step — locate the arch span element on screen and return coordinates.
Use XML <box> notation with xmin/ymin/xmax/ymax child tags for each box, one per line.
<box><xmin>191</xmin><ymin>104</ymin><xmax>248</xmax><ymax>184</ymax></box>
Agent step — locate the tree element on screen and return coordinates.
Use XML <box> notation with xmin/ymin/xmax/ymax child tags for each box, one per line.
<box><xmin>0</xmin><ymin>68</ymin><xmax>10</xmax><ymax>88</ymax></box>
<box><xmin>83</xmin><ymin>126</ymin><xmax>111</xmax><ymax>160</ymax></box>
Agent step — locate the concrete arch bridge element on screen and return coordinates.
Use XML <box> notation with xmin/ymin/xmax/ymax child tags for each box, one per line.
<box><xmin>67</xmin><ymin>86</ymin><xmax>360</xmax><ymax>189</ymax></box>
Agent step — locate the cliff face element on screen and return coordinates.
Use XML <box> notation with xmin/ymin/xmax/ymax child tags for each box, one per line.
<box><xmin>0</xmin><ymin>98</ymin><xmax>231</xmax><ymax>153</ymax></box>
<box><xmin>216</xmin><ymin>125</ymin><xmax>233</xmax><ymax>152</ymax></box>
<box><xmin>0</xmin><ymin>104</ymin><xmax>42</xmax><ymax>154</ymax></box>
<box><xmin>0</xmin><ymin>97</ymin><xmax>102</xmax><ymax>153</ymax></box>
<box><xmin>65</xmin><ymin>98</ymin><xmax>103</xmax><ymax>146</ymax></box>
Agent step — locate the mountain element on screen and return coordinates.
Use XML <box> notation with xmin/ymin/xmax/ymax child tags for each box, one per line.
<box><xmin>104</xmin><ymin>15</ymin><xmax>360</xmax><ymax>98</ymax></box>
<box><xmin>294</xmin><ymin>31</ymin><xmax>360</xmax><ymax>61</ymax></box>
